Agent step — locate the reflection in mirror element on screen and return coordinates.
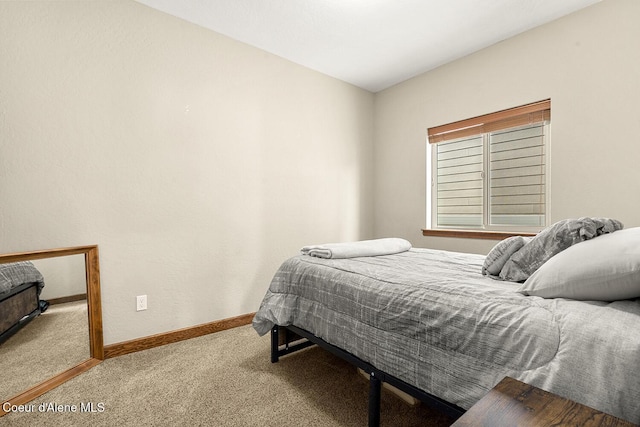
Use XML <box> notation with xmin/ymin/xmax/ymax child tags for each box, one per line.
<box><xmin>0</xmin><ymin>245</ymin><xmax>103</xmax><ymax>416</ymax></box>
<box><xmin>0</xmin><ymin>255</ymin><xmax>88</xmax><ymax>402</ymax></box>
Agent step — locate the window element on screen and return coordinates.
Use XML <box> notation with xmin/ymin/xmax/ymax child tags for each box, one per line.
<box><xmin>427</xmin><ymin>100</ymin><xmax>550</xmax><ymax>232</ymax></box>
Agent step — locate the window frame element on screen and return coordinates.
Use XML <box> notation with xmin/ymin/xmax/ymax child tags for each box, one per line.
<box><xmin>426</xmin><ymin>100</ymin><xmax>550</xmax><ymax>235</ymax></box>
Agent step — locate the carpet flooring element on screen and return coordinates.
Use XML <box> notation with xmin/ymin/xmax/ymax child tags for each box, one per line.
<box><xmin>3</xmin><ymin>324</ymin><xmax>456</xmax><ymax>426</ymax></box>
<box><xmin>0</xmin><ymin>300</ymin><xmax>89</xmax><ymax>401</ymax></box>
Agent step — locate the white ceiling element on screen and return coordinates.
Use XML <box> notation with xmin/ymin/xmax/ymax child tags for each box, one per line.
<box><xmin>135</xmin><ymin>0</ymin><xmax>600</xmax><ymax>92</ymax></box>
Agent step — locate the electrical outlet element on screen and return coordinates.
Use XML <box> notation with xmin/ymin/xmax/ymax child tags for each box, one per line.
<box><xmin>136</xmin><ymin>295</ymin><xmax>147</xmax><ymax>311</ymax></box>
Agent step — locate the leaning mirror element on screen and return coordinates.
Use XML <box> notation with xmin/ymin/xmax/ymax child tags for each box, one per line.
<box><xmin>0</xmin><ymin>245</ymin><xmax>103</xmax><ymax>415</ymax></box>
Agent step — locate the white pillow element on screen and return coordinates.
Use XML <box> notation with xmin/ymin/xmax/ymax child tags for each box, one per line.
<box><xmin>518</xmin><ymin>227</ymin><xmax>640</xmax><ymax>301</ymax></box>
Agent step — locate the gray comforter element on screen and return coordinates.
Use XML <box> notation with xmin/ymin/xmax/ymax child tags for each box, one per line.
<box><xmin>253</xmin><ymin>248</ymin><xmax>640</xmax><ymax>423</ymax></box>
<box><xmin>0</xmin><ymin>261</ymin><xmax>45</xmax><ymax>297</ymax></box>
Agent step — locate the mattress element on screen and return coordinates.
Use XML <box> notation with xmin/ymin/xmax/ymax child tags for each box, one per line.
<box><xmin>253</xmin><ymin>248</ymin><xmax>640</xmax><ymax>423</ymax></box>
<box><xmin>0</xmin><ymin>261</ymin><xmax>45</xmax><ymax>297</ymax></box>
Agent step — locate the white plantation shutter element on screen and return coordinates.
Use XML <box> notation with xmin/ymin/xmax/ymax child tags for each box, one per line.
<box><xmin>428</xmin><ymin>100</ymin><xmax>550</xmax><ymax>230</ymax></box>
<box><xmin>489</xmin><ymin>124</ymin><xmax>546</xmax><ymax>226</ymax></box>
<box><xmin>436</xmin><ymin>136</ymin><xmax>483</xmax><ymax>227</ymax></box>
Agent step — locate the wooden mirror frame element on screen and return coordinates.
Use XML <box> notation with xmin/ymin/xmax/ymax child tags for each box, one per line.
<box><xmin>0</xmin><ymin>245</ymin><xmax>103</xmax><ymax>416</ymax></box>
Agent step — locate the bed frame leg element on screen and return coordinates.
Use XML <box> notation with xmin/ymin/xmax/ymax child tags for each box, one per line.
<box><xmin>368</xmin><ymin>372</ymin><xmax>381</xmax><ymax>427</ymax></box>
<box><xmin>270</xmin><ymin>326</ymin><xmax>279</xmax><ymax>363</ymax></box>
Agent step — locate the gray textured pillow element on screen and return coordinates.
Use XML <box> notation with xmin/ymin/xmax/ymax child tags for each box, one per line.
<box><xmin>518</xmin><ymin>227</ymin><xmax>640</xmax><ymax>301</ymax></box>
<box><xmin>500</xmin><ymin>217</ymin><xmax>624</xmax><ymax>282</ymax></box>
<box><xmin>482</xmin><ymin>236</ymin><xmax>529</xmax><ymax>277</ymax></box>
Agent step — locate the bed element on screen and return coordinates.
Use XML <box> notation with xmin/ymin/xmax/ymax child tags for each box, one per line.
<box><xmin>253</xmin><ymin>220</ymin><xmax>640</xmax><ymax>425</ymax></box>
<box><xmin>0</xmin><ymin>261</ymin><xmax>47</xmax><ymax>345</ymax></box>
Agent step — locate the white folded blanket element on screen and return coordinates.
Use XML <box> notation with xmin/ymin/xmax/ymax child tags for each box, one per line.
<box><xmin>300</xmin><ymin>238</ymin><xmax>412</xmax><ymax>259</ymax></box>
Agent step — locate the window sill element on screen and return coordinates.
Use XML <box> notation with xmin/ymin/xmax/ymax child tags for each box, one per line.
<box><xmin>422</xmin><ymin>229</ymin><xmax>537</xmax><ymax>241</ymax></box>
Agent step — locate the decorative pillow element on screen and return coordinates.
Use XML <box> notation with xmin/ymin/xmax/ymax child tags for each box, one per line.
<box><xmin>518</xmin><ymin>227</ymin><xmax>640</xmax><ymax>301</ymax></box>
<box><xmin>482</xmin><ymin>236</ymin><xmax>529</xmax><ymax>277</ymax></box>
<box><xmin>500</xmin><ymin>217</ymin><xmax>624</xmax><ymax>282</ymax></box>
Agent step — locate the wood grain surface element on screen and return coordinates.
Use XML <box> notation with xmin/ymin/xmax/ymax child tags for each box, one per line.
<box><xmin>451</xmin><ymin>377</ymin><xmax>637</xmax><ymax>427</ymax></box>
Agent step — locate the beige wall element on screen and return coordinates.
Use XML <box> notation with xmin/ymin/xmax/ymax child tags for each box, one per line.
<box><xmin>373</xmin><ymin>0</ymin><xmax>640</xmax><ymax>254</ymax></box>
<box><xmin>35</xmin><ymin>256</ymin><xmax>87</xmax><ymax>301</ymax></box>
<box><xmin>0</xmin><ymin>1</ymin><xmax>374</xmax><ymax>344</ymax></box>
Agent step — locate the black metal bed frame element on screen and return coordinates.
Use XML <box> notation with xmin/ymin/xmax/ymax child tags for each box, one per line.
<box><xmin>271</xmin><ymin>325</ymin><xmax>465</xmax><ymax>427</ymax></box>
